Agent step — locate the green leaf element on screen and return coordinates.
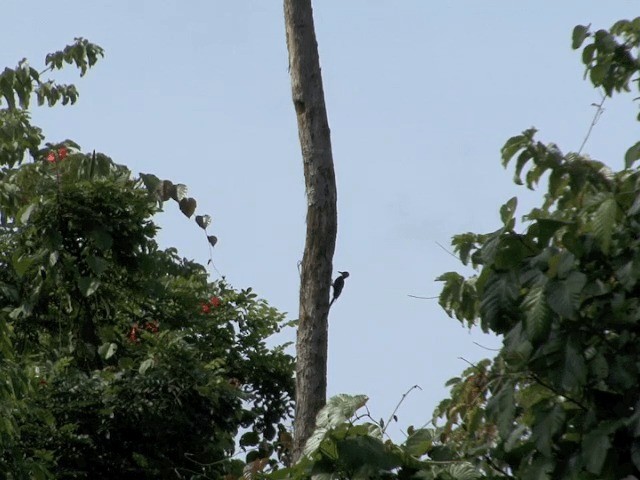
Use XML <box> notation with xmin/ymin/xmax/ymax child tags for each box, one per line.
<box><xmin>303</xmin><ymin>426</ymin><xmax>329</xmax><ymax>457</ymax></box>
<box><xmin>403</xmin><ymin>428</ymin><xmax>435</xmax><ymax>457</ymax></box>
<box><xmin>572</xmin><ymin>24</ymin><xmax>590</xmax><ymax>49</ymax></box>
<box><xmin>179</xmin><ymin>197</ymin><xmax>197</xmax><ymax>218</ymax></box>
<box><xmin>316</xmin><ymin>394</ymin><xmax>368</xmax><ymax>429</ymax></box>
<box><xmin>529</xmin><ymin>218</ymin><xmax>571</xmax><ymax>247</ymax></box>
<box><xmin>239</xmin><ymin>431</ymin><xmax>260</xmax><ymax>448</ymax></box>
<box><xmin>480</xmin><ymin>271</ymin><xmax>519</xmax><ymax>333</ymax></box>
<box><xmin>86</xmin><ymin>255</ymin><xmax>109</xmax><ymax>275</ymax></box>
<box><xmin>501</xmin><ymin>129</ymin><xmax>536</xmax><ymax>167</ymax></box>
<box><xmin>632</xmin><ymin>441</ymin><xmax>640</xmax><ymax>472</ymax></box>
<box><xmin>546</xmin><ymin>271</ymin><xmax>586</xmax><ymax>319</ymax></box>
<box><xmin>523</xmin><ymin>283</ymin><xmax>551</xmax><ymax>343</ymax></box>
<box><xmin>11</xmin><ymin>253</ymin><xmax>35</xmax><ymax>277</ymax></box>
<box><xmin>207</xmin><ymin>235</ymin><xmax>218</xmax><ymax>248</ymax></box>
<box><xmin>532</xmin><ymin>403</ymin><xmax>565</xmax><ymax>456</ymax></box>
<box><xmin>590</xmin><ymin>196</ymin><xmax>617</xmax><ymax>253</ymax></box>
<box><xmin>494</xmin><ymin>234</ymin><xmax>528</xmax><ymax>269</ymax></box>
<box><xmin>582</xmin><ymin>43</ymin><xmax>596</xmax><ymax>66</ymax></box>
<box><xmin>170</xmin><ymin>183</ymin><xmax>188</xmax><ymax>202</ymax></box>
<box><xmin>89</xmin><ymin>229</ymin><xmax>113</xmax><ymax>250</ymax></box>
<box><xmin>581</xmin><ymin>427</ymin><xmax>611</xmax><ymax>474</ymax></box>
<box><xmin>500</xmin><ymin>196</ymin><xmax>518</xmax><ymax>227</ymax></box>
<box><xmin>77</xmin><ymin>276</ymin><xmax>100</xmax><ymax>297</ymax></box>
<box><xmin>139</xmin><ymin>172</ymin><xmax>161</xmax><ymax>194</ymax></box>
<box><xmin>139</xmin><ymin>358</ymin><xmax>154</xmax><ymax>374</ymax></box>
<box><xmin>18</xmin><ymin>202</ymin><xmax>37</xmax><ymax>224</ymax></box>
<box><xmin>589</xmin><ymin>352</ymin><xmax>608</xmax><ymax>380</ymax></box>
<box><xmin>504</xmin><ymin>423</ymin><xmax>527</xmax><ymax>452</ymax></box>
<box><xmin>521</xmin><ymin>455</ymin><xmax>553</xmax><ymax>480</ymax></box>
<box><xmin>336</xmin><ymin>435</ymin><xmax>402</xmax><ymax>472</ymax></box>
<box><xmin>444</xmin><ymin>463</ymin><xmax>482</xmax><ymax>480</ymax></box>
<box><xmin>195</xmin><ymin>214</ymin><xmax>212</xmax><ymax>229</ymax></box>
<box><xmin>559</xmin><ymin>337</ymin><xmax>587</xmax><ymax>391</ymax></box>
<box><xmin>486</xmin><ymin>382</ymin><xmax>515</xmax><ymax>438</ymax></box>
<box><xmin>625</xmin><ymin>141</ymin><xmax>640</xmax><ymax>169</ymax></box>
<box><xmin>590</xmin><ymin>62</ymin><xmax>608</xmax><ymax>86</ymax></box>
<box><xmin>628</xmin><ymin>191</ymin><xmax>640</xmax><ymax>215</ymax></box>
<box><xmin>98</xmin><ymin>342</ymin><xmax>117</xmax><ymax>360</ymax></box>
<box><xmin>548</xmin><ymin>251</ymin><xmax>576</xmax><ymax>279</ymax></box>
<box><xmin>159</xmin><ymin>180</ymin><xmax>174</xmax><ymax>201</ymax></box>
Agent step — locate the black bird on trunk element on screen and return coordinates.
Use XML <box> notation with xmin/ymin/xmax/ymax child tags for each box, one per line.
<box><xmin>330</xmin><ymin>271</ymin><xmax>349</xmax><ymax>307</ymax></box>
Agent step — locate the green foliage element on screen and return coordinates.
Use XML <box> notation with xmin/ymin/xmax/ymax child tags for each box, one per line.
<box><xmin>269</xmin><ymin>394</ymin><xmax>482</xmax><ymax>480</ymax></box>
<box><xmin>0</xmin><ymin>42</ymin><xmax>294</xmax><ymax>478</ymax></box>
<box><xmin>433</xmin><ymin>16</ymin><xmax>640</xmax><ymax>480</ymax></box>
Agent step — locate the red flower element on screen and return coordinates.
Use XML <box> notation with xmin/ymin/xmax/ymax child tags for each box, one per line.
<box><xmin>128</xmin><ymin>323</ymin><xmax>140</xmax><ymax>343</ymax></box>
<box><xmin>144</xmin><ymin>320</ymin><xmax>159</xmax><ymax>333</ymax></box>
<box><xmin>210</xmin><ymin>297</ymin><xmax>221</xmax><ymax>308</ymax></box>
<box><xmin>201</xmin><ymin>303</ymin><xmax>211</xmax><ymax>314</ymax></box>
<box><xmin>45</xmin><ymin>147</ymin><xmax>69</xmax><ymax>163</ymax></box>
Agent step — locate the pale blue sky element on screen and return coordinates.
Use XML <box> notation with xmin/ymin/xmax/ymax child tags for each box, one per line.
<box><xmin>3</xmin><ymin>2</ymin><xmax>639</xmax><ymax>439</ymax></box>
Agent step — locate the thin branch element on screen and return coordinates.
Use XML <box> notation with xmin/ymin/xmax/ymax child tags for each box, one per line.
<box><xmin>473</xmin><ymin>341</ymin><xmax>500</xmax><ymax>352</ymax></box>
<box><xmin>529</xmin><ymin>373</ymin><xmax>588</xmax><ymax>411</ymax></box>
<box><xmin>577</xmin><ymin>95</ymin><xmax>606</xmax><ymax>155</ymax></box>
<box><xmin>382</xmin><ymin>384</ymin><xmax>422</xmax><ymax>435</ymax></box>
<box><xmin>205</xmin><ymin>234</ymin><xmax>223</xmax><ymax>278</ymax></box>
<box><xmin>458</xmin><ymin>356</ymin><xmax>478</xmax><ymax>369</ymax></box>
<box><xmin>38</xmin><ymin>65</ymin><xmax>54</xmax><ymax>76</ymax></box>
<box><xmin>484</xmin><ymin>455</ymin><xmax>516</xmax><ymax>479</ymax></box>
<box><xmin>408</xmin><ymin>294</ymin><xmax>439</xmax><ymax>300</ymax></box>
<box><xmin>436</xmin><ymin>241</ymin><xmax>459</xmax><ymax>260</ymax></box>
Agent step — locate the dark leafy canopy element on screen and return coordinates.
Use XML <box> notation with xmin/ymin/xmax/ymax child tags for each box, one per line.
<box><xmin>435</xmin><ymin>17</ymin><xmax>640</xmax><ymax>480</ymax></box>
<box><xmin>0</xmin><ymin>42</ymin><xmax>294</xmax><ymax>479</ymax></box>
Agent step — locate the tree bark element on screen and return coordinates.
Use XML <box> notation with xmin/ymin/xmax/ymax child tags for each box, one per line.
<box><xmin>283</xmin><ymin>0</ymin><xmax>337</xmax><ymax>462</ymax></box>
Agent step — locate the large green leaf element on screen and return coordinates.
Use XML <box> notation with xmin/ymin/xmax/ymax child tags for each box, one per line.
<box><xmin>316</xmin><ymin>394</ymin><xmax>368</xmax><ymax>430</ymax></box>
<box><xmin>545</xmin><ymin>271</ymin><xmax>586</xmax><ymax>319</ymax></box>
<box><xmin>581</xmin><ymin>426</ymin><xmax>611</xmax><ymax>474</ymax></box>
<box><xmin>444</xmin><ymin>462</ymin><xmax>482</xmax><ymax>480</ymax></box>
<box><xmin>625</xmin><ymin>141</ymin><xmax>640</xmax><ymax>169</ymax></box>
<box><xmin>77</xmin><ymin>276</ymin><xmax>100</xmax><ymax>297</ymax></box>
<box><xmin>336</xmin><ymin>436</ymin><xmax>402</xmax><ymax>473</ymax></box>
<box><xmin>195</xmin><ymin>214</ymin><xmax>211</xmax><ymax>229</ymax></box>
<box><xmin>98</xmin><ymin>342</ymin><xmax>117</xmax><ymax>360</ymax></box>
<box><xmin>179</xmin><ymin>197</ymin><xmax>197</xmax><ymax>218</ymax></box>
<box><xmin>486</xmin><ymin>382</ymin><xmax>515</xmax><ymax>438</ymax></box>
<box><xmin>590</xmin><ymin>196</ymin><xmax>617</xmax><ymax>253</ymax></box>
<box><xmin>572</xmin><ymin>24</ymin><xmax>590</xmax><ymax>49</ymax></box>
<box><xmin>480</xmin><ymin>271</ymin><xmax>519</xmax><ymax>333</ymax></box>
<box><xmin>559</xmin><ymin>337</ymin><xmax>587</xmax><ymax>391</ymax></box>
<box><xmin>86</xmin><ymin>255</ymin><xmax>109</xmax><ymax>275</ymax></box>
<box><xmin>522</xmin><ymin>282</ymin><xmax>551</xmax><ymax>343</ymax></box>
<box><xmin>532</xmin><ymin>403</ymin><xmax>565</xmax><ymax>456</ymax></box>
<box><xmin>500</xmin><ymin>196</ymin><xmax>518</xmax><ymax>227</ymax></box>
<box><xmin>403</xmin><ymin>428</ymin><xmax>435</xmax><ymax>457</ymax></box>
<box><xmin>521</xmin><ymin>455</ymin><xmax>554</xmax><ymax>480</ymax></box>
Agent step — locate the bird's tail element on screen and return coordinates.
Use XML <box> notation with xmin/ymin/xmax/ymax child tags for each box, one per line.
<box><xmin>329</xmin><ymin>297</ymin><xmax>335</xmax><ymax>307</ymax></box>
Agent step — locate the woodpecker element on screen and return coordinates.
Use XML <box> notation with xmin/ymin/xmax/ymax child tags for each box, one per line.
<box><xmin>330</xmin><ymin>271</ymin><xmax>349</xmax><ymax>307</ymax></box>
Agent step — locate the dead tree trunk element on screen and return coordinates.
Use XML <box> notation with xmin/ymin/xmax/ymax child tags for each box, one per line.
<box><xmin>283</xmin><ymin>0</ymin><xmax>337</xmax><ymax>462</ymax></box>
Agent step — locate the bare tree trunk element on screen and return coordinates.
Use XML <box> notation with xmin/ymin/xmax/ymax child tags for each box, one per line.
<box><xmin>283</xmin><ymin>0</ymin><xmax>337</xmax><ymax>462</ymax></box>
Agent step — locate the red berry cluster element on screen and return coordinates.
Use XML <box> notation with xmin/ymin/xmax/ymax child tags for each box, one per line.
<box><xmin>46</xmin><ymin>147</ymin><xmax>68</xmax><ymax>163</ymax></box>
<box><xmin>127</xmin><ymin>320</ymin><xmax>160</xmax><ymax>343</ymax></box>
<box><xmin>201</xmin><ymin>296</ymin><xmax>222</xmax><ymax>314</ymax></box>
